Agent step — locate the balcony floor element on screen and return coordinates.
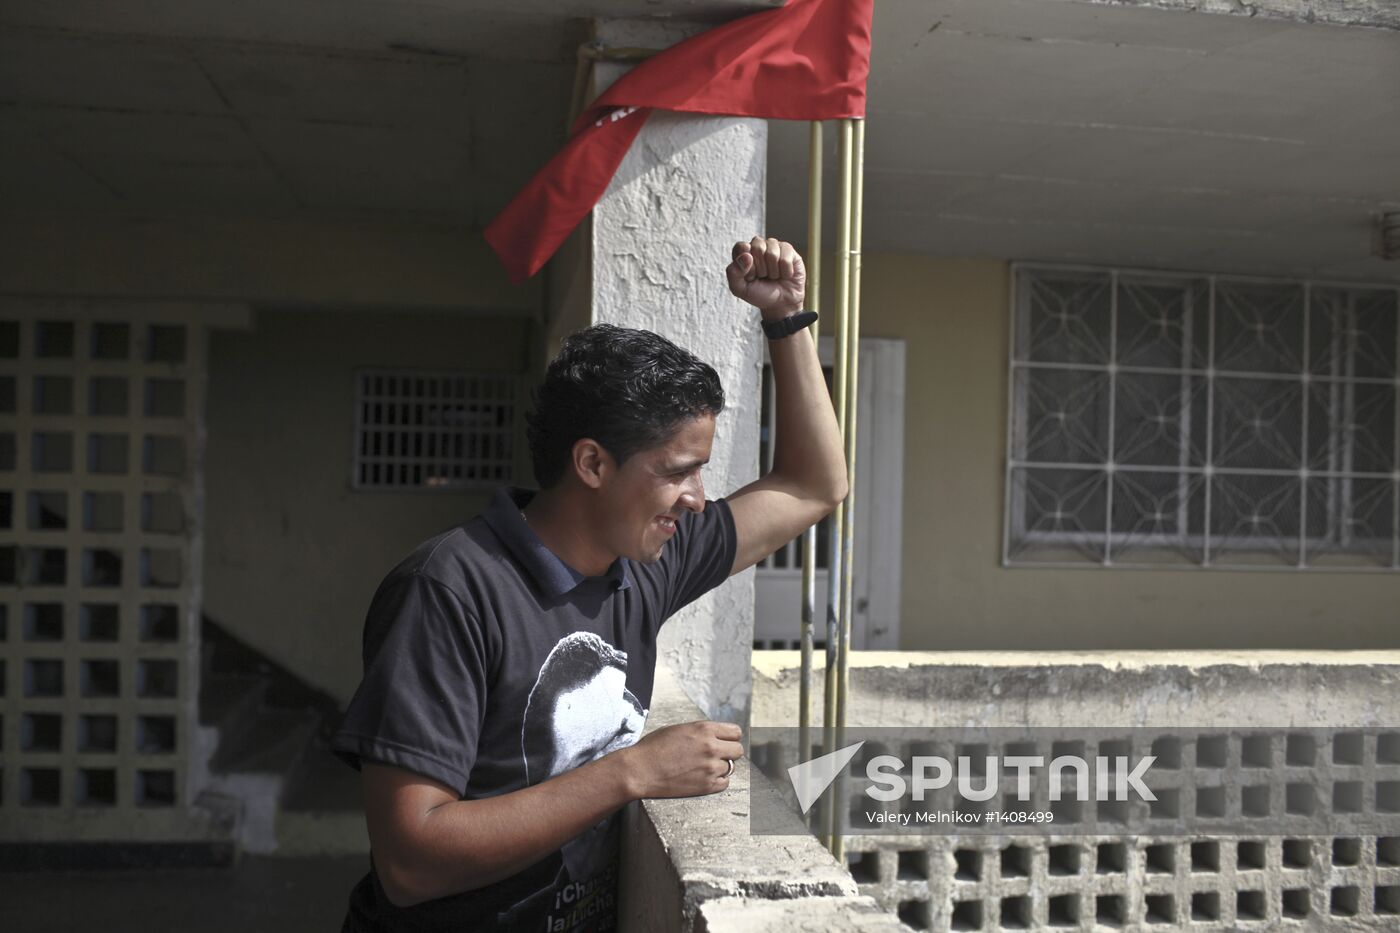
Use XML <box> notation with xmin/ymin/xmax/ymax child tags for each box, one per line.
<box><xmin>0</xmin><ymin>855</ymin><xmax>368</xmax><ymax>932</ymax></box>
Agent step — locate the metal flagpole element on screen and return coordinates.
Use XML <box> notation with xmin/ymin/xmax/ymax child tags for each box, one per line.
<box><xmin>799</xmin><ymin>120</ymin><xmax>823</xmax><ymax>787</ymax></box>
<box><xmin>821</xmin><ymin>117</ymin><xmax>854</xmax><ymax>849</ymax></box>
<box><xmin>831</xmin><ymin>116</ymin><xmax>864</xmax><ymax>863</ymax></box>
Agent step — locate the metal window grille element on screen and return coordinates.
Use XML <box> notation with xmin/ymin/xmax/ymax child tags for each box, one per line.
<box><xmin>1005</xmin><ymin>264</ymin><xmax>1400</xmax><ymax>570</ymax></box>
<box><xmin>353</xmin><ymin>370</ymin><xmax>516</xmax><ymax>489</ymax></box>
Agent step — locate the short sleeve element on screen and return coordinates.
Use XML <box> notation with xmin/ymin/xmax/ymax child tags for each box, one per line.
<box><xmin>330</xmin><ymin>572</ymin><xmax>489</xmax><ymax>795</ymax></box>
<box><xmin>659</xmin><ymin>497</ymin><xmax>737</xmax><ymax>620</ymax></box>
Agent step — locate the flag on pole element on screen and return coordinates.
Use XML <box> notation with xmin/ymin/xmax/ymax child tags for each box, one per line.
<box><xmin>484</xmin><ymin>0</ymin><xmax>874</xmax><ymax>283</ymax></box>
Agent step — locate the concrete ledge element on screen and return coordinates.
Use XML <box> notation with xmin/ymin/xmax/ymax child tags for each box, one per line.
<box><xmin>1068</xmin><ymin>0</ymin><xmax>1400</xmax><ymax>30</ymax></box>
<box><xmin>753</xmin><ymin>650</ymin><xmax>1400</xmax><ymax>728</ymax></box>
<box><xmin>695</xmin><ymin>896</ymin><xmax>913</xmax><ymax>932</ymax></box>
<box><xmin>619</xmin><ymin>664</ymin><xmax>861</xmax><ymax>933</ymax></box>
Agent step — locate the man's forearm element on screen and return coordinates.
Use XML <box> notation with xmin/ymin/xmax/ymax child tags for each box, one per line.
<box><xmin>372</xmin><ymin>720</ymin><xmax>742</xmax><ymax>908</ymax></box>
<box><xmin>378</xmin><ymin>752</ymin><xmax>634</xmax><ymax>906</ymax></box>
<box><xmin>767</xmin><ymin>329</ymin><xmax>847</xmax><ymax>504</ymax></box>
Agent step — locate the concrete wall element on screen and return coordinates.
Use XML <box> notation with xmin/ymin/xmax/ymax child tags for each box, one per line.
<box><xmin>572</xmin><ymin>20</ymin><xmax>767</xmax><ymax>721</ymax></box>
<box><xmin>844</xmin><ymin>253</ymin><xmax>1400</xmax><ymax>651</ymax></box>
<box><xmin>591</xmin><ymin>103</ymin><xmax>766</xmax><ymax>721</ymax></box>
<box><xmin>204</xmin><ymin>308</ymin><xmax>531</xmax><ymax>704</ymax></box>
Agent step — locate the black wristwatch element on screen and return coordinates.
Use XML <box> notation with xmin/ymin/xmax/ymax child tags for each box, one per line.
<box><xmin>762</xmin><ymin>310</ymin><xmax>819</xmax><ymax>340</ymax></box>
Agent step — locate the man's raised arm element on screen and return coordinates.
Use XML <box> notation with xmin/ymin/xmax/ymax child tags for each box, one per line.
<box><xmin>724</xmin><ymin>236</ymin><xmax>848</xmax><ymax>577</ymax></box>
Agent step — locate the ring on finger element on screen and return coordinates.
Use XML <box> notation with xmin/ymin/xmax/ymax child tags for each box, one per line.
<box><xmin>724</xmin><ymin>759</ymin><xmax>735</xmax><ymax>778</ymax></box>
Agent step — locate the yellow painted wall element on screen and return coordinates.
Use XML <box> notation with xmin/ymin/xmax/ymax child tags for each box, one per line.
<box><xmin>853</xmin><ymin>254</ymin><xmax>1400</xmax><ymax>650</ymax></box>
<box><xmin>204</xmin><ymin>309</ymin><xmax>532</xmax><ymax>704</ymax></box>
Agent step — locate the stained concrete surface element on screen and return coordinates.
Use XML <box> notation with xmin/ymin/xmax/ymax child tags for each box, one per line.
<box><xmin>0</xmin><ymin>856</ymin><xmax>368</xmax><ymax>933</ymax></box>
<box><xmin>619</xmin><ymin>666</ymin><xmax>862</xmax><ymax>932</ymax></box>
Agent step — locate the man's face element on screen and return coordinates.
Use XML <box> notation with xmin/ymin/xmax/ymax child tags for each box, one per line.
<box><xmin>599</xmin><ymin>413</ymin><xmax>715</xmax><ymax>563</ymax></box>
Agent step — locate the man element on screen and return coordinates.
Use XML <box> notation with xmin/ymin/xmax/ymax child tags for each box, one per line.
<box><xmin>332</xmin><ymin>237</ymin><xmax>846</xmax><ymax>931</ymax></box>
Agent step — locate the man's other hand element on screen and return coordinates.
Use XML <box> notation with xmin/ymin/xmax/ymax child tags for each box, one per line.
<box><xmin>727</xmin><ymin>236</ymin><xmax>806</xmax><ymax>321</ymax></box>
<box><xmin>618</xmin><ymin>720</ymin><xmax>744</xmax><ymax>799</ymax></box>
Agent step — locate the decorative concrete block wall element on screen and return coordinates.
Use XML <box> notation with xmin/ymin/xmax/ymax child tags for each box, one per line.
<box><xmin>751</xmin><ymin>651</ymin><xmax>1400</xmax><ymax>932</ymax></box>
<box><xmin>0</xmin><ymin>300</ymin><xmax>231</xmax><ymax>846</ymax></box>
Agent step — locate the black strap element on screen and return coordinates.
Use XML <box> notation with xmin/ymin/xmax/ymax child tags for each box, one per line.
<box><xmin>761</xmin><ymin>310</ymin><xmax>819</xmax><ymax>340</ymax></box>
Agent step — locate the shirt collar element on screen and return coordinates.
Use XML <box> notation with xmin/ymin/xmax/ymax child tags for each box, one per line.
<box><xmin>482</xmin><ymin>487</ymin><xmax>632</xmax><ymax>598</ymax></box>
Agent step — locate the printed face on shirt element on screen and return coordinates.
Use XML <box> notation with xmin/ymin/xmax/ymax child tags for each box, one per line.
<box><xmin>600</xmin><ymin>413</ymin><xmax>714</xmax><ymax>563</ymax></box>
<box><xmin>548</xmin><ymin>664</ymin><xmax>646</xmax><ymax>776</ymax></box>
<box><xmin>522</xmin><ymin>632</ymin><xmax>648</xmax><ymax>785</ymax></box>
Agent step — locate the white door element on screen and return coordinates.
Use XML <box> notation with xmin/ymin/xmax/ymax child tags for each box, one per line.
<box><xmin>753</xmin><ymin>337</ymin><xmax>904</xmax><ymax>650</ymax></box>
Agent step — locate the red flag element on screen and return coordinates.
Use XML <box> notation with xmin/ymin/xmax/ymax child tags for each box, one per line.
<box><xmin>485</xmin><ymin>0</ymin><xmax>874</xmax><ymax>284</ymax></box>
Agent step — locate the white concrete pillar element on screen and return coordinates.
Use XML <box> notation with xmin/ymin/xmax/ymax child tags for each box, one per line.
<box><xmin>589</xmin><ymin>21</ymin><xmax>766</xmax><ymax>723</ymax></box>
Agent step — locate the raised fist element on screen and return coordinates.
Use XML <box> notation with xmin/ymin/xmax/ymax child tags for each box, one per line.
<box><xmin>726</xmin><ymin>236</ymin><xmax>806</xmax><ymax>321</ymax></box>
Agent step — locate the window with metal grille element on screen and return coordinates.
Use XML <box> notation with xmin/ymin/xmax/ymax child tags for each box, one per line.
<box><xmin>353</xmin><ymin>370</ymin><xmax>516</xmax><ymax>489</ymax></box>
<box><xmin>1005</xmin><ymin>265</ymin><xmax>1400</xmax><ymax>570</ymax></box>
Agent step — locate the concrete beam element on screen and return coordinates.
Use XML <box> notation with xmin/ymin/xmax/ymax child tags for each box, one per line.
<box><xmin>1061</xmin><ymin>0</ymin><xmax>1400</xmax><ymax>30</ymax></box>
<box><xmin>0</xmin><ymin>212</ymin><xmax>538</xmax><ymax>312</ymax></box>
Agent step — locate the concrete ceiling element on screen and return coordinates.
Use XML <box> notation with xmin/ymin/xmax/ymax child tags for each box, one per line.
<box><xmin>0</xmin><ymin>7</ymin><xmax>581</xmax><ymax>224</ymax></box>
<box><xmin>1</xmin><ymin>0</ymin><xmax>1397</xmax><ymax>282</ymax></box>
<box><xmin>769</xmin><ymin>0</ymin><xmax>1400</xmax><ymax>282</ymax></box>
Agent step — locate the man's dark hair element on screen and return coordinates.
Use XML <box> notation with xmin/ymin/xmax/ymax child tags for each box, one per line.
<box><xmin>526</xmin><ymin>324</ymin><xmax>725</xmax><ymax>488</ymax></box>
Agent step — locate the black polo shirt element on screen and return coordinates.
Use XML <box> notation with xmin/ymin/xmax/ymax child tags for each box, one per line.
<box><xmin>332</xmin><ymin>486</ymin><xmax>737</xmax><ymax>932</ymax></box>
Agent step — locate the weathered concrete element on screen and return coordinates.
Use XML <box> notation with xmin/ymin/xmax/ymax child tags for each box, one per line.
<box><xmin>1068</xmin><ymin>0</ymin><xmax>1400</xmax><ymax>30</ymax></box>
<box><xmin>619</xmin><ymin>665</ymin><xmax>863</xmax><ymax>933</ymax></box>
<box><xmin>753</xmin><ymin>650</ymin><xmax>1400</xmax><ymax>728</ymax></box>
<box><xmin>696</xmin><ymin>895</ymin><xmax>914</xmax><ymax>932</ymax></box>
<box><xmin>591</xmin><ymin>19</ymin><xmax>766</xmax><ymax>723</ymax></box>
